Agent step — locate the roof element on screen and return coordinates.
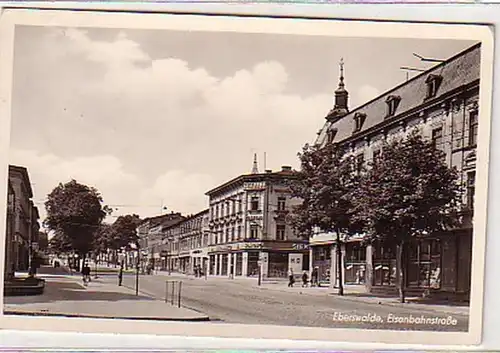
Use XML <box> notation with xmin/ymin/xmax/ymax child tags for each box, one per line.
<box><xmin>317</xmin><ymin>42</ymin><xmax>481</xmax><ymax>145</ymax></box>
<box><xmin>9</xmin><ymin>165</ymin><xmax>34</xmax><ymax>198</ymax></box>
<box><xmin>205</xmin><ymin>169</ymin><xmax>298</xmax><ymax>197</ymax></box>
<box><xmin>138</xmin><ymin>212</ymin><xmax>185</xmax><ymax>228</ymax></box>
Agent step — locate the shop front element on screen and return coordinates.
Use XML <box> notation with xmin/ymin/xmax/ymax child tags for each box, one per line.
<box><xmin>366</xmin><ymin>230</ymin><xmax>472</xmax><ymax>299</ymax></box>
<box><xmin>207</xmin><ymin>240</ymin><xmax>309</xmax><ymax>278</ymax></box>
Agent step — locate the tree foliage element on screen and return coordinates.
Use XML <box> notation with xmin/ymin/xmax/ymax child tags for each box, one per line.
<box><xmin>48</xmin><ymin>231</ymin><xmax>73</xmax><ymax>255</ymax></box>
<box><xmin>351</xmin><ymin>130</ymin><xmax>462</xmax><ymax>302</ymax></box>
<box><xmin>108</xmin><ymin>214</ymin><xmax>142</xmax><ymax>251</ymax></box>
<box><xmin>289</xmin><ymin>142</ymin><xmax>362</xmax><ymax>295</ymax></box>
<box><xmin>44</xmin><ymin>180</ymin><xmax>109</xmax><ymax>257</ymax></box>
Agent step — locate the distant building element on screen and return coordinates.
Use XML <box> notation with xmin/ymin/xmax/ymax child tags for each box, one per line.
<box><xmin>6</xmin><ymin>165</ymin><xmax>39</xmax><ymax>273</ymax></box>
<box><xmin>312</xmin><ymin>43</ymin><xmax>480</xmax><ymax>298</ymax></box>
<box><xmin>166</xmin><ymin>209</ymin><xmax>210</xmax><ymax>275</ymax></box>
<box><xmin>136</xmin><ymin>212</ymin><xmax>185</xmax><ymax>270</ymax></box>
<box><xmin>205</xmin><ymin>159</ymin><xmax>309</xmax><ymax>278</ymax></box>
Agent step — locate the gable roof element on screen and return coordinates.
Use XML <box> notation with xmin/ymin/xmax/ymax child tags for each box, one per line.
<box><xmin>316</xmin><ymin>42</ymin><xmax>481</xmax><ymax>145</ymax></box>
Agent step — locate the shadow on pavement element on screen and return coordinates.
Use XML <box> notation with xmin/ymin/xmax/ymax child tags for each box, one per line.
<box><xmin>5</xmin><ymin>278</ymin><xmax>154</xmax><ymax>305</ymax></box>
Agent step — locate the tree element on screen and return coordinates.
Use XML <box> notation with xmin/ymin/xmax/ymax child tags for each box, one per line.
<box><xmin>289</xmin><ymin>142</ymin><xmax>362</xmax><ymax>296</ymax></box>
<box><xmin>44</xmin><ymin>180</ymin><xmax>108</xmax><ymax>271</ymax></box>
<box><xmin>351</xmin><ymin>130</ymin><xmax>462</xmax><ymax>303</ymax></box>
<box><xmin>48</xmin><ymin>231</ymin><xmax>72</xmax><ymax>255</ymax></box>
<box><xmin>37</xmin><ymin>232</ymin><xmax>49</xmax><ymax>252</ymax></box>
<box><xmin>109</xmin><ymin>214</ymin><xmax>142</xmax><ymax>251</ymax></box>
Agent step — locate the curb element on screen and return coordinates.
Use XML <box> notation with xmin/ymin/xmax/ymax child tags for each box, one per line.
<box><xmin>3</xmin><ymin>310</ymin><xmax>210</xmax><ymax>322</ymax></box>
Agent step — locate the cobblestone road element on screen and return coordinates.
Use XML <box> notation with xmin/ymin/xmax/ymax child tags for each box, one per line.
<box><xmin>121</xmin><ymin>273</ymin><xmax>469</xmax><ymax>332</ymax></box>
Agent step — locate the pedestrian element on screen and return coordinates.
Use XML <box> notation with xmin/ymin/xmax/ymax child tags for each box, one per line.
<box><xmin>118</xmin><ymin>262</ymin><xmax>124</xmax><ymax>286</ymax></box>
<box><xmin>311</xmin><ymin>267</ymin><xmax>319</xmax><ymax>287</ymax></box>
<box><xmin>82</xmin><ymin>263</ymin><xmax>91</xmax><ymax>286</ymax></box>
<box><xmin>302</xmin><ymin>271</ymin><xmax>309</xmax><ymax>287</ymax></box>
<box><xmin>288</xmin><ymin>268</ymin><xmax>295</xmax><ymax>287</ymax></box>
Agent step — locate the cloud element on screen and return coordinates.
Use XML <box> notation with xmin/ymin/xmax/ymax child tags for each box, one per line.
<box><xmin>11</xmin><ymin>28</ymin><xmax>334</xmax><ymax>224</ymax></box>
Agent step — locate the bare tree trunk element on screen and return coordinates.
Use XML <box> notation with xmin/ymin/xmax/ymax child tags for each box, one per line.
<box><xmin>336</xmin><ymin>229</ymin><xmax>344</xmax><ymax>296</ymax></box>
<box><xmin>81</xmin><ymin>253</ymin><xmax>86</xmax><ymax>273</ymax></box>
<box><xmin>396</xmin><ymin>240</ymin><xmax>406</xmax><ymax>303</ymax></box>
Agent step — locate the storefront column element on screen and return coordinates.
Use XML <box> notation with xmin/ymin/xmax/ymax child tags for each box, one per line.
<box><xmin>218</xmin><ymin>254</ymin><xmax>223</xmax><ymax>276</ymax></box>
<box><xmin>242</xmin><ymin>252</ymin><xmax>248</xmax><ymax>276</ymax></box>
<box><xmin>341</xmin><ymin>243</ymin><xmax>346</xmax><ymax>287</ymax></box>
<box><xmin>214</xmin><ymin>254</ymin><xmax>219</xmax><ymax>276</ymax></box>
<box><xmin>227</xmin><ymin>252</ymin><xmax>232</xmax><ymax>277</ymax></box>
<box><xmin>365</xmin><ymin>244</ymin><xmax>373</xmax><ymax>292</ymax></box>
<box><xmin>308</xmin><ymin>247</ymin><xmax>313</xmax><ymax>276</ymax></box>
<box><xmin>330</xmin><ymin>245</ymin><xmax>337</xmax><ymax>289</ymax></box>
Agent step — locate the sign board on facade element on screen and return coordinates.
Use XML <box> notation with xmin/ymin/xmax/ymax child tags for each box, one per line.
<box><xmin>288</xmin><ymin>253</ymin><xmax>303</xmax><ymax>273</ymax></box>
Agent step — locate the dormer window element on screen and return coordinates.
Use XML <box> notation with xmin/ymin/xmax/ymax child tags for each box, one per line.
<box><xmin>326</xmin><ymin>128</ymin><xmax>338</xmax><ymax>144</ymax></box>
<box><xmin>353</xmin><ymin>112</ymin><xmax>367</xmax><ymax>133</ymax></box>
<box><xmin>385</xmin><ymin>95</ymin><xmax>401</xmax><ymax>117</ymax></box>
<box><xmin>425</xmin><ymin>74</ymin><xmax>443</xmax><ymax>99</ymax></box>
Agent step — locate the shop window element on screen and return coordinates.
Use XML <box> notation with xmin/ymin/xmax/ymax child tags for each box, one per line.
<box><xmin>276</xmin><ymin>224</ymin><xmax>286</xmax><ymax>240</ymax></box>
<box><xmin>407</xmin><ymin>239</ymin><xmax>441</xmax><ymax>289</ymax></box>
<box><xmin>372</xmin><ymin>241</ymin><xmax>396</xmax><ymax>286</ymax></box>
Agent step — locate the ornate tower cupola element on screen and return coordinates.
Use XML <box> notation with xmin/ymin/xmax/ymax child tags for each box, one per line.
<box><xmin>326</xmin><ymin>58</ymin><xmax>350</xmax><ymax>123</ymax></box>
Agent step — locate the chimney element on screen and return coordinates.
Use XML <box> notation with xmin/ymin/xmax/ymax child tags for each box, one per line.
<box><xmin>281</xmin><ymin>166</ymin><xmax>292</xmax><ymax>171</ymax></box>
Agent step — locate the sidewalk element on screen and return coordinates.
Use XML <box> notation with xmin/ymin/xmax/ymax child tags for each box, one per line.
<box><xmin>5</xmin><ymin>268</ymin><xmax>209</xmax><ymax>322</ymax></box>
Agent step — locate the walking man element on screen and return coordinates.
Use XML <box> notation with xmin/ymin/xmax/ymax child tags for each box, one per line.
<box><xmin>288</xmin><ymin>268</ymin><xmax>295</xmax><ymax>287</ymax></box>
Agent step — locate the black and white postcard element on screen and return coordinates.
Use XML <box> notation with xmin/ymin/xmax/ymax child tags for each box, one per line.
<box><xmin>0</xmin><ymin>8</ymin><xmax>494</xmax><ymax>346</ymax></box>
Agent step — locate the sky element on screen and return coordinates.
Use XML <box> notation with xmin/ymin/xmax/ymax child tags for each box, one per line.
<box><xmin>8</xmin><ymin>25</ymin><xmax>476</xmax><ymax>228</ymax></box>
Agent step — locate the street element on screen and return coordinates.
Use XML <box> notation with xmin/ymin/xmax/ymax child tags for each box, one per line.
<box><xmin>120</xmin><ymin>272</ymin><xmax>469</xmax><ymax>331</ymax></box>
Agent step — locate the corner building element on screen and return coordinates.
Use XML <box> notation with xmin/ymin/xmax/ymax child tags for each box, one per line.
<box><xmin>313</xmin><ymin>43</ymin><xmax>480</xmax><ymax>299</ymax></box>
<box><xmin>206</xmin><ymin>162</ymin><xmax>309</xmax><ymax>278</ymax></box>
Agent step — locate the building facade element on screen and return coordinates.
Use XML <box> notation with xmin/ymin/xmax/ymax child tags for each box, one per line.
<box><xmin>4</xmin><ymin>181</ymin><xmax>16</xmax><ymax>279</ymax></box>
<box><xmin>136</xmin><ymin>212</ymin><xmax>185</xmax><ymax>271</ymax></box>
<box><xmin>312</xmin><ymin>43</ymin><xmax>480</xmax><ymax>298</ymax></box>
<box><xmin>205</xmin><ymin>162</ymin><xmax>309</xmax><ymax>278</ymax></box>
<box><xmin>6</xmin><ymin>165</ymin><xmax>39</xmax><ymax>273</ymax></box>
<box><xmin>167</xmin><ymin>210</ymin><xmax>210</xmax><ymax>275</ymax></box>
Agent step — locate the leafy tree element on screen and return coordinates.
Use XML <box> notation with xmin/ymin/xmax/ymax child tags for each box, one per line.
<box><xmin>48</xmin><ymin>231</ymin><xmax>72</xmax><ymax>255</ymax></box>
<box><xmin>351</xmin><ymin>130</ymin><xmax>462</xmax><ymax>303</ymax></box>
<box><xmin>92</xmin><ymin>223</ymin><xmax>113</xmax><ymax>263</ymax></box>
<box><xmin>37</xmin><ymin>232</ymin><xmax>49</xmax><ymax>251</ymax></box>
<box><xmin>44</xmin><ymin>180</ymin><xmax>109</xmax><ymax>271</ymax></box>
<box><xmin>110</xmin><ymin>214</ymin><xmax>142</xmax><ymax>250</ymax></box>
<box><xmin>289</xmin><ymin>142</ymin><xmax>362</xmax><ymax>295</ymax></box>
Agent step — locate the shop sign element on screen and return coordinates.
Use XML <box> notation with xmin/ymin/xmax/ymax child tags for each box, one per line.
<box><xmin>292</xmin><ymin>243</ymin><xmax>309</xmax><ymax>251</ymax></box>
<box><xmin>244</xmin><ymin>182</ymin><xmax>266</xmax><ymax>190</ymax></box>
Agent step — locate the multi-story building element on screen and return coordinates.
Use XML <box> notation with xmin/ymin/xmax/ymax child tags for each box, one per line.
<box><xmin>4</xmin><ymin>181</ymin><xmax>16</xmax><ymax>279</ymax></box>
<box><xmin>205</xmin><ymin>159</ymin><xmax>309</xmax><ymax>278</ymax></box>
<box><xmin>169</xmin><ymin>209</ymin><xmax>210</xmax><ymax>275</ymax></box>
<box><xmin>311</xmin><ymin>43</ymin><xmax>480</xmax><ymax>299</ymax></box>
<box><xmin>136</xmin><ymin>212</ymin><xmax>185</xmax><ymax>270</ymax></box>
<box><xmin>7</xmin><ymin>165</ymin><xmax>39</xmax><ymax>272</ymax></box>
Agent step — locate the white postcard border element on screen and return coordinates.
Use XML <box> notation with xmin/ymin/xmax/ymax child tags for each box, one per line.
<box><xmin>0</xmin><ymin>8</ymin><xmax>494</xmax><ymax>346</ymax></box>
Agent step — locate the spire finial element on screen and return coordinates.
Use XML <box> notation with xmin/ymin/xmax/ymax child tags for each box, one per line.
<box><xmin>251</xmin><ymin>153</ymin><xmax>259</xmax><ymax>174</ymax></box>
<box><xmin>339</xmin><ymin>57</ymin><xmax>345</xmax><ymax>87</ymax></box>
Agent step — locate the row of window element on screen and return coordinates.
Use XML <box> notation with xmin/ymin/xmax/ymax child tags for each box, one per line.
<box><xmin>210</xmin><ymin>196</ymin><xmax>288</xmax><ymax>220</ymax></box>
